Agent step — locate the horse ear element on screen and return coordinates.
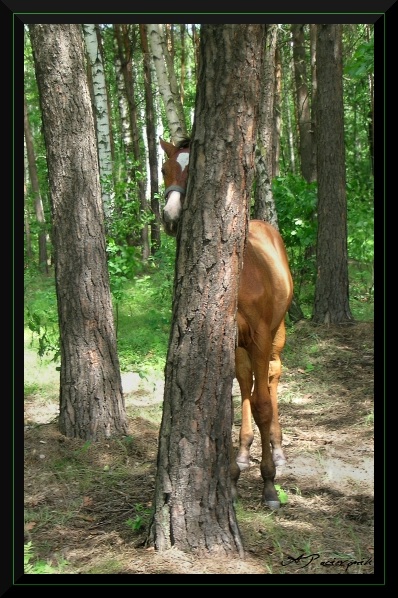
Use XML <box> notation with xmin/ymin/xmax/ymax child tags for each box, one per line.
<box><xmin>159</xmin><ymin>137</ymin><xmax>176</xmax><ymax>158</ymax></box>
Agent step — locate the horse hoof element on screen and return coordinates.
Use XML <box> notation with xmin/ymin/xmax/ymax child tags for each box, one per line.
<box><xmin>264</xmin><ymin>500</ymin><xmax>281</xmax><ymax>510</ymax></box>
<box><xmin>236</xmin><ymin>460</ymin><xmax>250</xmax><ymax>472</ymax></box>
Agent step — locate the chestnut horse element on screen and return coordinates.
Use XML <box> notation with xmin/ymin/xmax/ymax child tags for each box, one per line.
<box><xmin>160</xmin><ymin>138</ymin><xmax>293</xmax><ymax>509</ymax></box>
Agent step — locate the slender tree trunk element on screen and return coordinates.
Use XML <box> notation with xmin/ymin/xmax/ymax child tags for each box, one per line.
<box><xmin>161</xmin><ymin>24</ymin><xmax>187</xmax><ymax>131</ymax></box>
<box><xmin>273</xmin><ymin>44</ymin><xmax>282</xmax><ymax>178</ymax></box>
<box><xmin>310</xmin><ymin>23</ymin><xmax>318</xmax><ymax>181</ymax></box>
<box><xmin>95</xmin><ymin>24</ymin><xmax>115</xmax><ymax>163</ymax></box>
<box><xmin>291</xmin><ymin>24</ymin><xmax>316</xmax><ymax>183</ymax></box>
<box><xmin>180</xmin><ymin>24</ymin><xmax>186</xmax><ymax>105</ymax></box>
<box><xmin>24</xmin><ymin>93</ymin><xmax>48</xmax><ymax>273</ymax></box>
<box><xmin>113</xmin><ymin>29</ymin><xmax>133</xmax><ymax>156</ymax></box>
<box><xmin>313</xmin><ymin>24</ymin><xmax>353</xmax><ymax>324</ymax></box>
<box><xmin>114</xmin><ymin>24</ymin><xmax>150</xmax><ymax>259</ymax></box>
<box><xmin>147</xmin><ymin>23</ymin><xmax>188</xmax><ymax>144</ymax></box>
<box><xmin>24</xmin><ymin>179</ymin><xmax>33</xmax><ymax>260</ymax></box>
<box><xmin>83</xmin><ymin>24</ymin><xmax>114</xmax><ymax>221</ymax></box>
<box><xmin>192</xmin><ymin>24</ymin><xmax>200</xmax><ymax>86</ymax></box>
<box><xmin>365</xmin><ymin>23</ymin><xmax>374</xmax><ymax>177</ymax></box>
<box><xmin>285</xmin><ymin>67</ymin><xmax>296</xmax><ymax>174</ymax></box>
<box><xmin>140</xmin><ymin>24</ymin><xmax>161</xmax><ymax>253</ymax></box>
<box><xmin>253</xmin><ymin>24</ymin><xmax>278</xmax><ymax>227</ymax></box>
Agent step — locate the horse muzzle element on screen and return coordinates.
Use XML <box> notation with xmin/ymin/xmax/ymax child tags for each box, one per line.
<box><xmin>162</xmin><ymin>185</ymin><xmax>186</xmax><ymax>237</ymax></box>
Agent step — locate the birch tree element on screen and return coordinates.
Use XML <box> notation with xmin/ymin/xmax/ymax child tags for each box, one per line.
<box><xmin>146</xmin><ymin>23</ymin><xmax>188</xmax><ymax>144</ymax></box>
<box><xmin>83</xmin><ymin>23</ymin><xmax>114</xmax><ymax>220</ymax></box>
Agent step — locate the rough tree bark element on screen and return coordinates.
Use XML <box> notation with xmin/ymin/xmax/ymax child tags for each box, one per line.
<box><xmin>147</xmin><ymin>24</ymin><xmax>266</xmax><ymax>557</ymax></box>
<box><xmin>29</xmin><ymin>24</ymin><xmax>127</xmax><ymax>440</ymax></box>
<box><xmin>253</xmin><ymin>24</ymin><xmax>279</xmax><ymax>227</ymax></box>
<box><xmin>291</xmin><ymin>24</ymin><xmax>316</xmax><ymax>183</ymax></box>
<box><xmin>312</xmin><ymin>24</ymin><xmax>354</xmax><ymax>324</ymax></box>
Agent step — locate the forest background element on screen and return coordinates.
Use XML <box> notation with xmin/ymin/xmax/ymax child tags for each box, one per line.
<box><xmin>21</xmin><ymin>22</ymin><xmax>376</xmax><ymax>577</ymax></box>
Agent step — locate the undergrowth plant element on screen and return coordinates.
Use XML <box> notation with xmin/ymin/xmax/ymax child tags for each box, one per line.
<box><xmin>24</xmin><ymin>542</ymin><xmax>69</xmax><ymax>574</ymax></box>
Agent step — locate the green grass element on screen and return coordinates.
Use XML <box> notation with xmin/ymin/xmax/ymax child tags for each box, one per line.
<box><xmin>24</xmin><ymin>541</ymin><xmax>69</xmax><ymax>574</ymax></box>
<box><xmin>24</xmin><ymin>333</ymin><xmax>60</xmax><ymax>400</ymax></box>
<box><xmin>115</xmin><ymin>274</ymin><xmax>171</xmax><ymax>373</ymax></box>
<box><xmin>24</xmin><ymin>258</ymin><xmax>174</xmax><ymax>379</ymax></box>
<box><xmin>24</xmin><ymin>253</ymin><xmax>373</xmax><ymax>404</ymax></box>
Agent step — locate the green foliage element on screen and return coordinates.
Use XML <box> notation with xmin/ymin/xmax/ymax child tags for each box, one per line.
<box><xmin>347</xmin><ymin>194</ymin><xmax>374</xmax><ymax>264</ymax></box>
<box><xmin>275</xmin><ymin>484</ymin><xmax>288</xmax><ymax>505</ymax></box>
<box><xmin>148</xmin><ymin>234</ymin><xmax>176</xmax><ymax>303</ymax></box>
<box><xmin>273</xmin><ymin>174</ymin><xmax>318</xmax><ymax>302</ymax></box>
<box><xmin>24</xmin><ymin>273</ymin><xmax>60</xmax><ymax>362</ymax></box>
<box><xmin>24</xmin><ymin>542</ymin><xmax>69</xmax><ymax>574</ymax></box>
<box><xmin>106</xmin><ymin>238</ymin><xmax>141</xmax><ymax>304</ymax></box>
<box><xmin>349</xmin><ymin>262</ymin><xmax>374</xmax><ymax>320</ymax></box>
<box><xmin>344</xmin><ymin>36</ymin><xmax>374</xmax><ymax>79</ymax></box>
<box><xmin>125</xmin><ymin>503</ymin><xmax>153</xmax><ymax>533</ymax></box>
<box><xmin>25</xmin><ymin>306</ymin><xmax>60</xmax><ymax>362</ymax></box>
<box><xmin>116</xmin><ymin>276</ymin><xmax>172</xmax><ymax>372</ymax></box>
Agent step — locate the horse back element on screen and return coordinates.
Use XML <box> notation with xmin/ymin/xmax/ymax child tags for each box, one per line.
<box><xmin>238</xmin><ymin>220</ymin><xmax>293</xmax><ymax>337</ymax></box>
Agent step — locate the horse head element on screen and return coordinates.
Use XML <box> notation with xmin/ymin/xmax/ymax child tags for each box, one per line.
<box><xmin>160</xmin><ymin>138</ymin><xmax>191</xmax><ymax>237</ymax></box>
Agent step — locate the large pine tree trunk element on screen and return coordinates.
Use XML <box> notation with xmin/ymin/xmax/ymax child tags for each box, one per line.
<box><xmin>312</xmin><ymin>24</ymin><xmax>353</xmax><ymax>324</ymax></box>
<box><xmin>29</xmin><ymin>23</ymin><xmax>128</xmax><ymax>440</ymax></box>
<box><xmin>147</xmin><ymin>24</ymin><xmax>265</xmax><ymax>557</ymax></box>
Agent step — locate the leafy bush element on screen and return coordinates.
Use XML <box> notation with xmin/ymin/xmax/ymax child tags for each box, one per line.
<box><xmin>273</xmin><ymin>174</ymin><xmax>318</xmax><ymax>303</ymax></box>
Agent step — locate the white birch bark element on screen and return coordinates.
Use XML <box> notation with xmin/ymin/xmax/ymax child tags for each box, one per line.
<box><xmin>146</xmin><ymin>24</ymin><xmax>188</xmax><ymax>144</ymax></box>
<box><xmin>83</xmin><ymin>24</ymin><xmax>113</xmax><ymax>219</ymax></box>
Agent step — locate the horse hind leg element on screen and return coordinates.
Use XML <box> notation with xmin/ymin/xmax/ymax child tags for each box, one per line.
<box><xmin>230</xmin><ymin>347</ymin><xmax>254</xmax><ymax>502</ymax></box>
<box><xmin>250</xmin><ymin>336</ymin><xmax>281</xmax><ymax>509</ymax></box>
<box><xmin>235</xmin><ymin>347</ymin><xmax>254</xmax><ymax>472</ymax></box>
<box><xmin>269</xmin><ymin>320</ymin><xmax>287</xmax><ymax>467</ymax></box>
<box><xmin>251</xmin><ymin>381</ymin><xmax>280</xmax><ymax>509</ymax></box>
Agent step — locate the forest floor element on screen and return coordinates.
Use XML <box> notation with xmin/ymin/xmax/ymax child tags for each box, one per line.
<box><xmin>23</xmin><ymin>320</ymin><xmax>376</xmax><ymax>580</ymax></box>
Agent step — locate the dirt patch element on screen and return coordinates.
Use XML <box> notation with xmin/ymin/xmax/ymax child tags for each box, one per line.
<box><xmin>24</xmin><ymin>321</ymin><xmax>375</xmax><ymax>577</ymax></box>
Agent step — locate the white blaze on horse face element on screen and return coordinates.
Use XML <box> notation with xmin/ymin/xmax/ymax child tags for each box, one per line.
<box><xmin>176</xmin><ymin>152</ymin><xmax>189</xmax><ymax>171</ymax></box>
<box><xmin>163</xmin><ymin>191</ymin><xmax>182</xmax><ymax>222</ymax></box>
